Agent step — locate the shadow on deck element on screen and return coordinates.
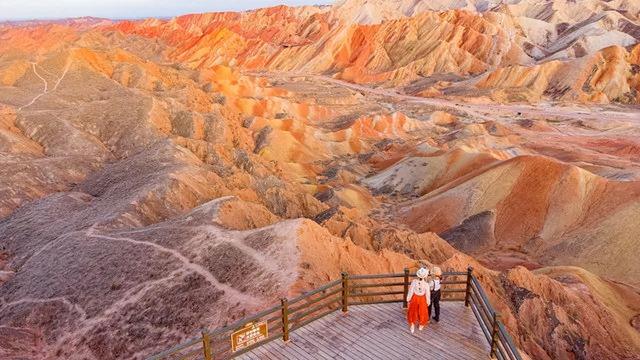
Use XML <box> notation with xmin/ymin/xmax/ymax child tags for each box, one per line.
<box><xmin>238</xmin><ymin>302</ymin><xmax>488</xmax><ymax>360</ymax></box>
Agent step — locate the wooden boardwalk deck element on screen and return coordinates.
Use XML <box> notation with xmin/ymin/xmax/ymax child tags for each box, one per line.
<box><xmin>237</xmin><ymin>302</ymin><xmax>490</xmax><ymax>359</ymax></box>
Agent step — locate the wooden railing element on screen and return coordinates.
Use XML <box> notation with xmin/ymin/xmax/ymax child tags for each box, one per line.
<box><xmin>465</xmin><ymin>267</ymin><xmax>523</xmax><ymax>360</ymax></box>
<box><xmin>149</xmin><ymin>268</ymin><xmax>522</xmax><ymax>360</ymax></box>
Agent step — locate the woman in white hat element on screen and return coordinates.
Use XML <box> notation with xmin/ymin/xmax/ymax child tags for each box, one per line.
<box><xmin>406</xmin><ymin>267</ymin><xmax>431</xmax><ymax>333</ymax></box>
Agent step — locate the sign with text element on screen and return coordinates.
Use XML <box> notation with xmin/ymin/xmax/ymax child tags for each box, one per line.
<box><xmin>231</xmin><ymin>321</ymin><xmax>269</xmax><ymax>352</ymax></box>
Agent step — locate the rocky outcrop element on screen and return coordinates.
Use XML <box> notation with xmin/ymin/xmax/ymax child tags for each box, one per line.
<box><xmin>440</xmin><ymin>210</ymin><xmax>497</xmax><ymax>253</ymax></box>
<box><xmin>400</xmin><ymin>155</ymin><xmax>640</xmax><ymax>287</ymax></box>
<box><xmin>496</xmin><ymin>266</ymin><xmax>640</xmax><ymax>360</ymax></box>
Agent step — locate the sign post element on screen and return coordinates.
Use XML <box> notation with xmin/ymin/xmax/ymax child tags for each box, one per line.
<box><xmin>231</xmin><ymin>321</ymin><xmax>268</xmax><ymax>353</ymax></box>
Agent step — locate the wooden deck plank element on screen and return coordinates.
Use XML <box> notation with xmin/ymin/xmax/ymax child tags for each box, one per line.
<box><xmin>373</xmin><ymin>304</ymin><xmax>474</xmax><ymax>359</ymax></box>
<box><xmin>235</xmin><ymin>302</ymin><xmax>490</xmax><ymax>359</ymax></box>
<box><xmin>368</xmin><ymin>309</ymin><xmax>451</xmax><ymax>360</ymax></box>
<box><xmin>343</xmin><ymin>318</ymin><xmax>405</xmax><ymax>358</ymax></box>
<box><xmin>353</xmin><ymin>303</ymin><xmax>484</xmax><ymax>360</ymax></box>
<box><xmin>291</xmin><ymin>314</ymin><xmax>353</xmax><ymax>359</ymax></box>
<box><xmin>294</xmin><ymin>319</ymin><xmax>345</xmax><ymax>358</ymax></box>
<box><xmin>313</xmin><ymin>311</ymin><xmax>382</xmax><ymax>357</ymax></box>
<box><xmin>333</xmin><ymin>318</ymin><xmax>397</xmax><ymax>360</ymax></box>
<box><xmin>281</xmin><ymin>334</ymin><xmax>329</xmax><ymax>359</ymax></box>
<box><xmin>251</xmin><ymin>344</ymin><xmax>280</xmax><ymax>360</ymax></box>
<box><xmin>375</xmin><ymin>303</ymin><xmax>488</xmax><ymax>358</ymax></box>
<box><xmin>313</xmin><ymin>315</ymin><xmax>381</xmax><ymax>359</ymax></box>
<box><xmin>350</xmin><ymin>306</ymin><xmax>421</xmax><ymax>359</ymax></box>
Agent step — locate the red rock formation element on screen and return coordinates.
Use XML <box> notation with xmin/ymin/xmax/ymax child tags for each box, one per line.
<box><xmin>0</xmin><ymin>1</ymin><xmax>639</xmax><ymax>359</ymax></box>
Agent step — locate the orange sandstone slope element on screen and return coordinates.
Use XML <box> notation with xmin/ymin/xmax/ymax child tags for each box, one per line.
<box><xmin>0</xmin><ymin>42</ymin><xmax>486</xmax><ymax>358</ymax></box>
<box><xmin>0</xmin><ymin>43</ymin><xmax>429</xmax><ymax>358</ymax></box>
<box><xmin>103</xmin><ymin>0</ymin><xmax>640</xmax><ymax>104</ymax></box>
<box><xmin>0</xmin><ymin>1</ymin><xmax>639</xmax><ymax>360</ymax></box>
<box><xmin>398</xmin><ymin>154</ymin><xmax>640</xmax><ymax>286</ymax></box>
<box><xmin>1</xmin><ymin>0</ymin><xmax>638</xmax><ymax>103</ymax></box>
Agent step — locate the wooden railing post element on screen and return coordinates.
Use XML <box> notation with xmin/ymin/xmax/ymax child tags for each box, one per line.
<box><xmin>465</xmin><ymin>266</ymin><xmax>474</xmax><ymax>307</ymax></box>
<box><xmin>201</xmin><ymin>331</ymin><xmax>213</xmax><ymax>360</ymax></box>
<box><xmin>402</xmin><ymin>268</ymin><xmax>410</xmax><ymax>308</ymax></box>
<box><xmin>281</xmin><ymin>298</ymin><xmax>290</xmax><ymax>342</ymax></box>
<box><xmin>490</xmin><ymin>312</ymin><xmax>501</xmax><ymax>358</ymax></box>
<box><xmin>341</xmin><ymin>272</ymin><xmax>349</xmax><ymax>314</ymax></box>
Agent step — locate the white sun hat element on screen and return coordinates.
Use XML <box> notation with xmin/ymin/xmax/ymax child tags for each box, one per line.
<box><xmin>432</xmin><ymin>266</ymin><xmax>442</xmax><ymax>277</ymax></box>
<box><xmin>416</xmin><ymin>267</ymin><xmax>429</xmax><ymax>279</ymax></box>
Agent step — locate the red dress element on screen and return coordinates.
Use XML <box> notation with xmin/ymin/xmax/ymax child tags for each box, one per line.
<box><xmin>407</xmin><ymin>294</ymin><xmax>429</xmax><ymax>326</ymax></box>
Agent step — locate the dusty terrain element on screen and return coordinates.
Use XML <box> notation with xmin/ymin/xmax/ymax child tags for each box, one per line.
<box><xmin>0</xmin><ymin>1</ymin><xmax>639</xmax><ymax>359</ymax></box>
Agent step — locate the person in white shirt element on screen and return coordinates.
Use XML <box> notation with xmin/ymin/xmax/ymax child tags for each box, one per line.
<box><xmin>429</xmin><ymin>266</ymin><xmax>442</xmax><ymax>322</ymax></box>
<box><xmin>406</xmin><ymin>267</ymin><xmax>431</xmax><ymax>333</ymax></box>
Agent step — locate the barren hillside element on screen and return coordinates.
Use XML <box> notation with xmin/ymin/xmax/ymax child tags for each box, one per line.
<box><xmin>0</xmin><ymin>1</ymin><xmax>639</xmax><ymax>359</ymax></box>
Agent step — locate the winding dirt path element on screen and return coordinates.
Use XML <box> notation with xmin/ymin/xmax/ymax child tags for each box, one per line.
<box><xmin>18</xmin><ymin>63</ymin><xmax>48</xmax><ymax>111</ymax></box>
<box><xmin>87</xmin><ymin>232</ymin><xmax>261</xmax><ymax>306</ymax></box>
<box><xmin>18</xmin><ymin>60</ymin><xmax>70</xmax><ymax>111</ymax></box>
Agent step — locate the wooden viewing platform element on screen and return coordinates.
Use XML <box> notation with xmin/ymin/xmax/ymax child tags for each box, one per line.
<box><xmin>237</xmin><ymin>302</ymin><xmax>489</xmax><ymax>359</ymax></box>
<box><xmin>150</xmin><ymin>268</ymin><xmax>523</xmax><ymax>360</ymax></box>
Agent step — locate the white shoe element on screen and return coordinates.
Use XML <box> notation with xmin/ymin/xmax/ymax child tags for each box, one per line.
<box><xmin>418</xmin><ymin>325</ymin><xmax>424</xmax><ymax>331</ymax></box>
<box><xmin>410</xmin><ymin>324</ymin><xmax>415</xmax><ymax>334</ymax></box>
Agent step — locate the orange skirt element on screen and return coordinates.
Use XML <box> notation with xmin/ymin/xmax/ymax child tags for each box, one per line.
<box><xmin>407</xmin><ymin>294</ymin><xmax>429</xmax><ymax>326</ymax></box>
